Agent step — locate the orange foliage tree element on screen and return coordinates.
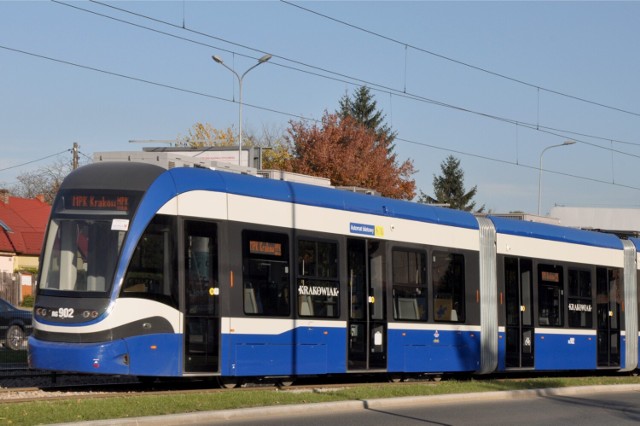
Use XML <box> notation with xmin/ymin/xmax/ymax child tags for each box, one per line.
<box><xmin>284</xmin><ymin>112</ymin><xmax>416</xmax><ymax>200</ymax></box>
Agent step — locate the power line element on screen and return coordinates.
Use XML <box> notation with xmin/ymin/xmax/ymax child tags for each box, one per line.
<box><xmin>53</xmin><ymin>1</ymin><xmax>640</xmax><ymax>154</ymax></box>
<box><xmin>0</xmin><ymin>44</ymin><xmax>310</xmax><ymax>123</ymax></box>
<box><xmin>2</xmin><ymin>40</ymin><xmax>639</xmax><ymax>193</ymax></box>
<box><xmin>3</xmin><ymin>43</ymin><xmax>640</xmax><ymax>192</ymax></box>
<box><xmin>0</xmin><ymin>150</ymin><xmax>71</xmax><ymax>174</ymax></box>
<box><xmin>51</xmin><ymin>0</ymin><xmax>640</xmax><ymax>158</ymax></box>
<box><xmin>4</xmin><ymin>36</ymin><xmax>639</xmax><ymax>168</ymax></box>
<box><xmin>281</xmin><ymin>0</ymin><xmax>640</xmax><ymax>119</ymax></box>
<box><xmin>70</xmin><ymin>0</ymin><xmax>402</xmax><ymax>97</ymax></box>
<box><xmin>398</xmin><ymin>136</ymin><xmax>640</xmax><ymax>192</ymax></box>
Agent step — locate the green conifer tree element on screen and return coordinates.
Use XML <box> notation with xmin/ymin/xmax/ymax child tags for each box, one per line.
<box><xmin>338</xmin><ymin>86</ymin><xmax>396</xmax><ymax>152</ymax></box>
<box><xmin>418</xmin><ymin>155</ymin><xmax>484</xmax><ymax>213</ymax></box>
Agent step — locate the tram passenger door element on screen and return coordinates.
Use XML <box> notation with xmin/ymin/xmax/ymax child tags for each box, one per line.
<box><xmin>347</xmin><ymin>239</ymin><xmax>387</xmax><ymax>371</ymax></box>
<box><xmin>596</xmin><ymin>268</ymin><xmax>621</xmax><ymax>367</ymax></box>
<box><xmin>183</xmin><ymin>220</ymin><xmax>220</xmax><ymax>373</ymax></box>
<box><xmin>504</xmin><ymin>257</ymin><xmax>534</xmax><ymax>368</ymax></box>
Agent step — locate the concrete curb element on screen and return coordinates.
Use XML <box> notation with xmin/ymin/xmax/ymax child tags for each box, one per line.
<box><xmin>52</xmin><ymin>384</ymin><xmax>640</xmax><ymax>426</ymax></box>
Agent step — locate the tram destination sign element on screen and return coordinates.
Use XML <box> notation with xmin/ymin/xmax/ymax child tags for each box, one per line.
<box><xmin>65</xmin><ymin>192</ymin><xmax>131</xmax><ymax>213</ymax></box>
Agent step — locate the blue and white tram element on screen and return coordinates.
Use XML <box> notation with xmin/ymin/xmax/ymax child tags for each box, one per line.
<box><xmin>28</xmin><ymin>159</ymin><xmax>639</xmax><ymax>382</ymax></box>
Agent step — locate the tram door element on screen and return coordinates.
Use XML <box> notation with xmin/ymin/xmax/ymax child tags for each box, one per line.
<box><xmin>183</xmin><ymin>220</ymin><xmax>220</xmax><ymax>373</ymax></box>
<box><xmin>596</xmin><ymin>267</ymin><xmax>621</xmax><ymax>367</ymax></box>
<box><xmin>347</xmin><ymin>239</ymin><xmax>387</xmax><ymax>371</ymax></box>
<box><xmin>504</xmin><ymin>257</ymin><xmax>534</xmax><ymax>368</ymax></box>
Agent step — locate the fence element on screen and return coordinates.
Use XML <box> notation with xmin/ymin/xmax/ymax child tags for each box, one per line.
<box><xmin>0</xmin><ymin>272</ymin><xmax>20</xmax><ymax>306</ymax></box>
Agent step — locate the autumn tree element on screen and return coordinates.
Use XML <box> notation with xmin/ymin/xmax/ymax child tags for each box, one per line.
<box><xmin>178</xmin><ymin>122</ymin><xmax>237</xmax><ymax>147</ymax></box>
<box><xmin>418</xmin><ymin>155</ymin><xmax>484</xmax><ymax>212</ymax></box>
<box><xmin>338</xmin><ymin>86</ymin><xmax>396</xmax><ymax>153</ymax></box>
<box><xmin>179</xmin><ymin>122</ymin><xmax>293</xmax><ymax>170</ymax></box>
<box><xmin>10</xmin><ymin>157</ymin><xmax>76</xmax><ymax>204</ymax></box>
<box><xmin>284</xmin><ymin>112</ymin><xmax>415</xmax><ymax>200</ymax></box>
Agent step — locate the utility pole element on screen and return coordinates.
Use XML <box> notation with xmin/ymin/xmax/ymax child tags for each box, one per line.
<box><xmin>72</xmin><ymin>142</ymin><xmax>79</xmax><ymax>170</ymax></box>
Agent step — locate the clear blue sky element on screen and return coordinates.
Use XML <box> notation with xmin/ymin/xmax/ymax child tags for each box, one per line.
<box><xmin>2</xmin><ymin>1</ymin><xmax>639</xmax><ymax>214</ymax></box>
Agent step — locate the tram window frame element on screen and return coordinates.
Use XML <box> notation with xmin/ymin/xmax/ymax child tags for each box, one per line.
<box><xmin>432</xmin><ymin>251</ymin><xmax>465</xmax><ymax>323</ymax></box>
<box><xmin>296</xmin><ymin>239</ymin><xmax>340</xmax><ymax>318</ymax></box>
<box><xmin>120</xmin><ymin>215</ymin><xmax>178</xmax><ymax>308</ymax></box>
<box><xmin>392</xmin><ymin>248</ymin><xmax>428</xmax><ymax>321</ymax></box>
<box><xmin>537</xmin><ymin>264</ymin><xmax>564</xmax><ymax>327</ymax></box>
<box><xmin>242</xmin><ymin>230</ymin><xmax>291</xmax><ymax>317</ymax></box>
<box><xmin>567</xmin><ymin>268</ymin><xmax>593</xmax><ymax>328</ymax></box>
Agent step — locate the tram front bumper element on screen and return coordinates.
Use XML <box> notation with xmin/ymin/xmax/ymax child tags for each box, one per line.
<box><xmin>28</xmin><ymin>336</ymin><xmax>130</xmax><ymax>375</ymax></box>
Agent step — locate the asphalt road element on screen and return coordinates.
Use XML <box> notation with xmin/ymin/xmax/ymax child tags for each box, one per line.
<box><xmin>57</xmin><ymin>385</ymin><xmax>640</xmax><ymax>426</ymax></box>
<box><xmin>204</xmin><ymin>389</ymin><xmax>640</xmax><ymax>426</ymax></box>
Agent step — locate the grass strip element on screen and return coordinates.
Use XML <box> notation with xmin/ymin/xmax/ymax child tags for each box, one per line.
<box><xmin>1</xmin><ymin>375</ymin><xmax>639</xmax><ymax>425</ymax></box>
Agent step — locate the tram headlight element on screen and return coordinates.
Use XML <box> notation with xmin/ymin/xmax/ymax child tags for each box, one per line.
<box><xmin>81</xmin><ymin>310</ymin><xmax>99</xmax><ymax>319</ymax></box>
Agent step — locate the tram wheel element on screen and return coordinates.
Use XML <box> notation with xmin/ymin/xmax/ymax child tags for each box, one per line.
<box><xmin>388</xmin><ymin>374</ymin><xmax>406</xmax><ymax>383</ymax></box>
<box><xmin>217</xmin><ymin>377</ymin><xmax>240</xmax><ymax>389</ymax></box>
<box><xmin>276</xmin><ymin>378</ymin><xmax>295</xmax><ymax>387</ymax></box>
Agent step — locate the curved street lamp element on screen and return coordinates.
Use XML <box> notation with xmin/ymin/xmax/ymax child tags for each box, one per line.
<box><xmin>537</xmin><ymin>140</ymin><xmax>576</xmax><ymax>216</ymax></box>
<box><xmin>212</xmin><ymin>54</ymin><xmax>272</xmax><ymax>166</ymax></box>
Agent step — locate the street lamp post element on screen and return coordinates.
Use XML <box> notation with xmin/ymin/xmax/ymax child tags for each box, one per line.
<box><xmin>537</xmin><ymin>140</ymin><xmax>576</xmax><ymax>216</ymax></box>
<box><xmin>212</xmin><ymin>54</ymin><xmax>272</xmax><ymax>166</ymax></box>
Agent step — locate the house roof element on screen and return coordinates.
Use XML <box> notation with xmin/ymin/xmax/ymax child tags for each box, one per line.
<box><xmin>0</xmin><ymin>196</ymin><xmax>51</xmax><ymax>256</ymax></box>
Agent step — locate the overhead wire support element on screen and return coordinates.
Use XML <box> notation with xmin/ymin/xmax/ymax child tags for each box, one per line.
<box><xmin>2</xmin><ymin>39</ymin><xmax>638</xmax><ymax>163</ymax></box>
<box><xmin>2</xmin><ymin>36</ymin><xmax>639</xmax><ymax>194</ymax></box>
<box><xmin>281</xmin><ymin>0</ymin><xmax>640</xmax><ymax>119</ymax></box>
<box><xmin>68</xmin><ymin>0</ymin><xmax>640</xmax><ymax>152</ymax></box>
<box><xmin>10</xmin><ymin>3</ymin><xmax>640</xmax><ymax>193</ymax></box>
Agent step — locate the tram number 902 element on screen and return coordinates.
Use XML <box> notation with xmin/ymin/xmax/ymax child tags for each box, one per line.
<box><xmin>53</xmin><ymin>308</ymin><xmax>75</xmax><ymax>319</ymax></box>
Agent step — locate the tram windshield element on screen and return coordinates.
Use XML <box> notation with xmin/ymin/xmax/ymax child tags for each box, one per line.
<box><xmin>39</xmin><ymin>218</ymin><xmax>126</xmax><ymax>294</ymax></box>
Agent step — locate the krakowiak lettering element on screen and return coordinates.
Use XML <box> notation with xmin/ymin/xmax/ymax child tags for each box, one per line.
<box><xmin>298</xmin><ymin>285</ymin><xmax>339</xmax><ymax>297</ymax></box>
<box><xmin>568</xmin><ymin>303</ymin><xmax>592</xmax><ymax>312</ymax></box>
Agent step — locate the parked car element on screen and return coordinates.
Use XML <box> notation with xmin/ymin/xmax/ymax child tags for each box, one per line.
<box><xmin>0</xmin><ymin>298</ymin><xmax>32</xmax><ymax>350</ymax></box>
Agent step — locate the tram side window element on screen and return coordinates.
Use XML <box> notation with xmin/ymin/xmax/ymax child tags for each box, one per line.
<box><xmin>296</xmin><ymin>239</ymin><xmax>339</xmax><ymax>318</ymax></box>
<box><xmin>121</xmin><ymin>215</ymin><xmax>178</xmax><ymax>307</ymax></box>
<box><xmin>185</xmin><ymin>221</ymin><xmax>218</xmax><ymax>316</ymax></box>
<box><xmin>538</xmin><ymin>264</ymin><xmax>563</xmax><ymax>327</ymax></box>
<box><xmin>568</xmin><ymin>269</ymin><xmax>593</xmax><ymax>328</ymax></box>
<box><xmin>596</xmin><ymin>267</ymin><xmax>622</xmax><ymax>331</ymax></box>
<box><xmin>243</xmin><ymin>231</ymin><xmax>290</xmax><ymax>316</ymax></box>
<box><xmin>432</xmin><ymin>251</ymin><xmax>465</xmax><ymax>322</ymax></box>
<box><xmin>392</xmin><ymin>249</ymin><xmax>427</xmax><ymax>321</ymax></box>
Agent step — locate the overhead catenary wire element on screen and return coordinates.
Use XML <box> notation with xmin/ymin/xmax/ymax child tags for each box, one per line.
<box><xmin>398</xmin><ymin>136</ymin><xmax>640</xmax><ymax>191</ymax></box>
<box><xmin>3</xmin><ymin>4</ymin><xmax>638</xmax><ymax>195</ymax></box>
<box><xmin>0</xmin><ymin>44</ymin><xmax>637</xmax><ymax>192</ymax></box>
<box><xmin>0</xmin><ymin>44</ymin><xmax>310</xmax><ymax>123</ymax></box>
<box><xmin>281</xmin><ymin>0</ymin><xmax>640</xmax><ymax>119</ymax></box>
<box><xmin>51</xmin><ymin>0</ymin><xmax>640</xmax><ymax>152</ymax></box>
<box><xmin>0</xmin><ymin>150</ymin><xmax>71</xmax><ymax>174</ymax></box>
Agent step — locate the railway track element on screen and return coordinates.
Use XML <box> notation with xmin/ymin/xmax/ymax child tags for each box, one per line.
<box><xmin>0</xmin><ymin>370</ymin><xmax>632</xmax><ymax>405</ymax></box>
<box><xmin>0</xmin><ymin>373</ymin><xmax>441</xmax><ymax>404</ymax></box>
